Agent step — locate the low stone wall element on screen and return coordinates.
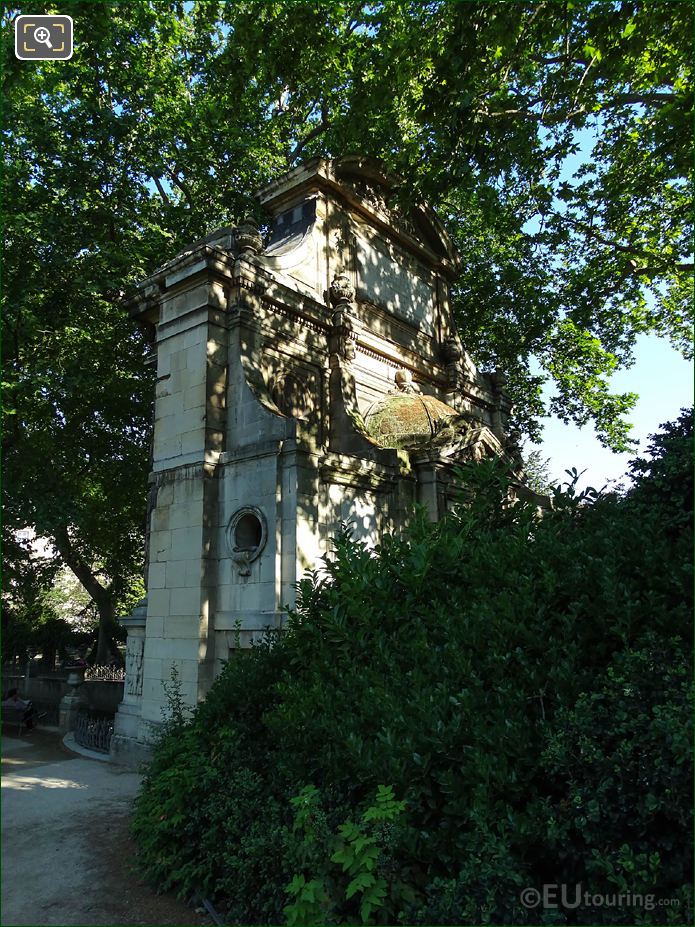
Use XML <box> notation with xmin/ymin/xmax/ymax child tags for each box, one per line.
<box><xmin>2</xmin><ymin>673</ymin><xmax>124</xmax><ymax>725</ymax></box>
<box><xmin>81</xmin><ymin>680</ymin><xmax>124</xmax><ymax>715</ymax></box>
<box><xmin>2</xmin><ymin>673</ymin><xmax>25</xmax><ymax>695</ymax></box>
<box><xmin>3</xmin><ymin>674</ymin><xmax>70</xmax><ymax>725</ymax></box>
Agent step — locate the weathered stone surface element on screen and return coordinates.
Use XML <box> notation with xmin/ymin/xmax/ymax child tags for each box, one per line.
<box><xmin>364</xmin><ymin>393</ymin><xmax>461</xmax><ymax>449</ymax></box>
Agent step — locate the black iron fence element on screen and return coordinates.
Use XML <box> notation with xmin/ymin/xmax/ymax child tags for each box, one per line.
<box><xmin>74</xmin><ymin>709</ymin><xmax>114</xmax><ymax>754</ymax></box>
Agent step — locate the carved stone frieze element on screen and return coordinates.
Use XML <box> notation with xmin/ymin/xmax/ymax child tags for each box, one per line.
<box><xmin>125</xmin><ymin>637</ymin><xmax>144</xmax><ymax>697</ymax></box>
<box><xmin>343</xmin><ymin>177</ymin><xmax>418</xmax><ymax>238</ymax></box>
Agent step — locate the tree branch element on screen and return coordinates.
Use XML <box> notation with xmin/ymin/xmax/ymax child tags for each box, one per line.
<box><xmin>567</xmin><ymin>220</ymin><xmax>666</xmax><ymax>262</ymax></box>
<box><xmin>52</xmin><ymin>525</ymin><xmax>124</xmax><ymax>662</ymax></box>
<box><xmin>482</xmin><ymin>90</ymin><xmax>680</xmax><ymax>125</ymax></box>
<box><xmin>562</xmin><ymin>219</ymin><xmax>691</xmax><ymax>276</ymax></box>
<box><xmin>583</xmin><ymin>231</ymin><xmax>653</xmax><ymax>258</ymax></box>
<box><xmin>166</xmin><ymin>167</ymin><xmax>194</xmax><ymax>208</ymax></box>
<box><xmin>612</xmin><ymin>92</ymin><xmax>679</xmax><ymax>106</ymax></box>
<box><xmin>52</xmin><ymin>526</ymin><xmax>113</xmax><ymax>615</ymax></box>
<box><xmin>533</xmin><ymin>55</ymin><xmax>590</xmax><ymax>66</ymax></box>
<box><xmin>151</xmin><ymin>176</ymin><xmax>171</xmax><ymax>205</ymax></box>
<box><xmin>501</xmin><ymin>2</ymin><xmax>548</xmax><ymax>85</ymax></box>
<box><xmin>289</xmin><ymin>107</ymin><xmax>330</xmax><ymax>164</ymax></box>
<box><xmin>627</xmin><ymin>262</ymin><xmax>694</xmax><ymax>276</ymax></box>
<box><xmin>570</xmin><ymin>53</ymin><xmax>599</xmax><ymax>111</ymax></box>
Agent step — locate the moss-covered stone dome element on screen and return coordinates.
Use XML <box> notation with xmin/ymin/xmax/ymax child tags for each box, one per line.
<box><xmin>364</xmin><ymin>392</ymin><xmax>461</xmax><ymax>449</ymax></box>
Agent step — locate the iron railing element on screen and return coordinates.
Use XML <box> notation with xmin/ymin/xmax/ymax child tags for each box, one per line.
<box><xmin>84</xmin><ymin>665</ymin><xmax>125</xmax><ymax>682</ymax></box>
<box><xmin>74</xmin><ymin>710</ymin><xmax>114</xmax><ymax>753</ymax></box>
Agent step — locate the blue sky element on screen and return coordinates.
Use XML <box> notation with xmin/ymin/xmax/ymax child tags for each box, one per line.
<box><xmin>531</xmin><ymin>334</ymin><xmax>693</xmax><ymax>490</ymax></box>
<box><xmin>524</xmin><ymin>120</ymin><xmax>692</xmax><ymax>490</ymax></box>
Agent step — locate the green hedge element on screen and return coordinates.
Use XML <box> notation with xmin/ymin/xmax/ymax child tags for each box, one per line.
<box><xmin>132</xmin><ymin>411</ymin><xmax>693</xmax><ymax>925</ymax></box>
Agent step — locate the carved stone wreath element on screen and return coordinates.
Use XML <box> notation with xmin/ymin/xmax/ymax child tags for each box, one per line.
<box><xmin>270</xmin><ymin>370</ymin><xmax>317</xmax><ymax>421</ymax></box>
<box><xmin>226</xmin><ymin>506</ymin><xmax>268</xmax><ymax>576</ymax></box>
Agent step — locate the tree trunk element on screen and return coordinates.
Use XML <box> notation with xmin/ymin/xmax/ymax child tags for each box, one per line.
<box><xmin>95</xmin><ymin>600</ymin><xmax>123</xmax><ymax>666</ymax></box>
<box><xmin>52</xmin><ymin>526</ymin><xmax>124</xmax><ymax>666</ymax></box>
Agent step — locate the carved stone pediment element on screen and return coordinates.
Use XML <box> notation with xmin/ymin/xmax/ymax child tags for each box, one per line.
<box><xmin>340</xmin><ymin>177</ymin><xmax>419</xmax><ymax>240</ymax></box>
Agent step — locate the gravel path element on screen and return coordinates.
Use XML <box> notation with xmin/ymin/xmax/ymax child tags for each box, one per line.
<box><xmin>1</xmin><ymin>729</ymin><xmax>211</xmax><ymax>926</ymax></box>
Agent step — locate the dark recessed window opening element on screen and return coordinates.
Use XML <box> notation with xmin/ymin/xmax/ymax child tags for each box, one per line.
<box><xmin>235</xmin><ymin>513</ymin><xmax>263</xmax><ymax>550</ymax></box>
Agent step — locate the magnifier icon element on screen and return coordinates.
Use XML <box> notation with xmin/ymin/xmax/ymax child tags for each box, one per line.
<box><xmin>34</xmin><ymin>25</ymin><xmax>53</xmax><ymax>49</ymax></box>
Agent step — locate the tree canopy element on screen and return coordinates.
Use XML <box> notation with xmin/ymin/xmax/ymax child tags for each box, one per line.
<box><xmin>2</xmin><ymin>1</ymin><xmax>692</xmax><ymax>633</ymax></box>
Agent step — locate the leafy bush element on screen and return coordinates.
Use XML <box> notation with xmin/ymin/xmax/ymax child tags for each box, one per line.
<box><xmin>538</xmin><ymin>638</ymin><xmax>691</xmax><ymax>915</ymax></box>
<box><xmin>132</xmin><ymin>411</ymin><xmax>693</xmax><ymax>925</ymax></box>
<box><xmin>284</xmin><ymin>783</ymin><xmax>410</xmax><ymax>926</ymax></box>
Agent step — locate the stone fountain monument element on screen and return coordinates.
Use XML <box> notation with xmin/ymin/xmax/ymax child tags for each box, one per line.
<box><xmin>110</xmin><ymin>156</ymin><xmax>524</xmax><ymax>763</ymax></box>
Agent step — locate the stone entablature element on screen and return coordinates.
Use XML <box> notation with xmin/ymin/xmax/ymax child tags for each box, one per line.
<box><xmin>111</xmin><ymin>156</ymin><xmax>522</xmax><ymax>761</ymax></box>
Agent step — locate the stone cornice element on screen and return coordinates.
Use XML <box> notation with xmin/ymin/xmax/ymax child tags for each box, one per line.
<box><xmin>320</xmin><ymin>453</ymin><xmax>398</xmax><ymax>492</ymax></box>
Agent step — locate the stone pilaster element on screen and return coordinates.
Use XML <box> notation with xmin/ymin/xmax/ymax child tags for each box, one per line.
<box><xmin>110</xmin><ymin>599</ymin><xmax>148</xmax><ymax>764</ymax></box>
<box><xmin>137</xmin><ymin>246</ymin><xmax>231</xmax><ymax>733</ymax></box>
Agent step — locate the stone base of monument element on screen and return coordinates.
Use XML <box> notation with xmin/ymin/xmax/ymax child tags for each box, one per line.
<box><xmin>109</xmin><ymin>733</ymin><xmax>153</xmax><ymax>767</ymax></box>
<box><xmin>110</xmin><ymin>708</ymin><xmax>160</xmax><ymax>767</ymax></box>
<box><xmin>110</xmin><ymin>599</ymin><xmax>154</xmax><ymax>766</ymax></box>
